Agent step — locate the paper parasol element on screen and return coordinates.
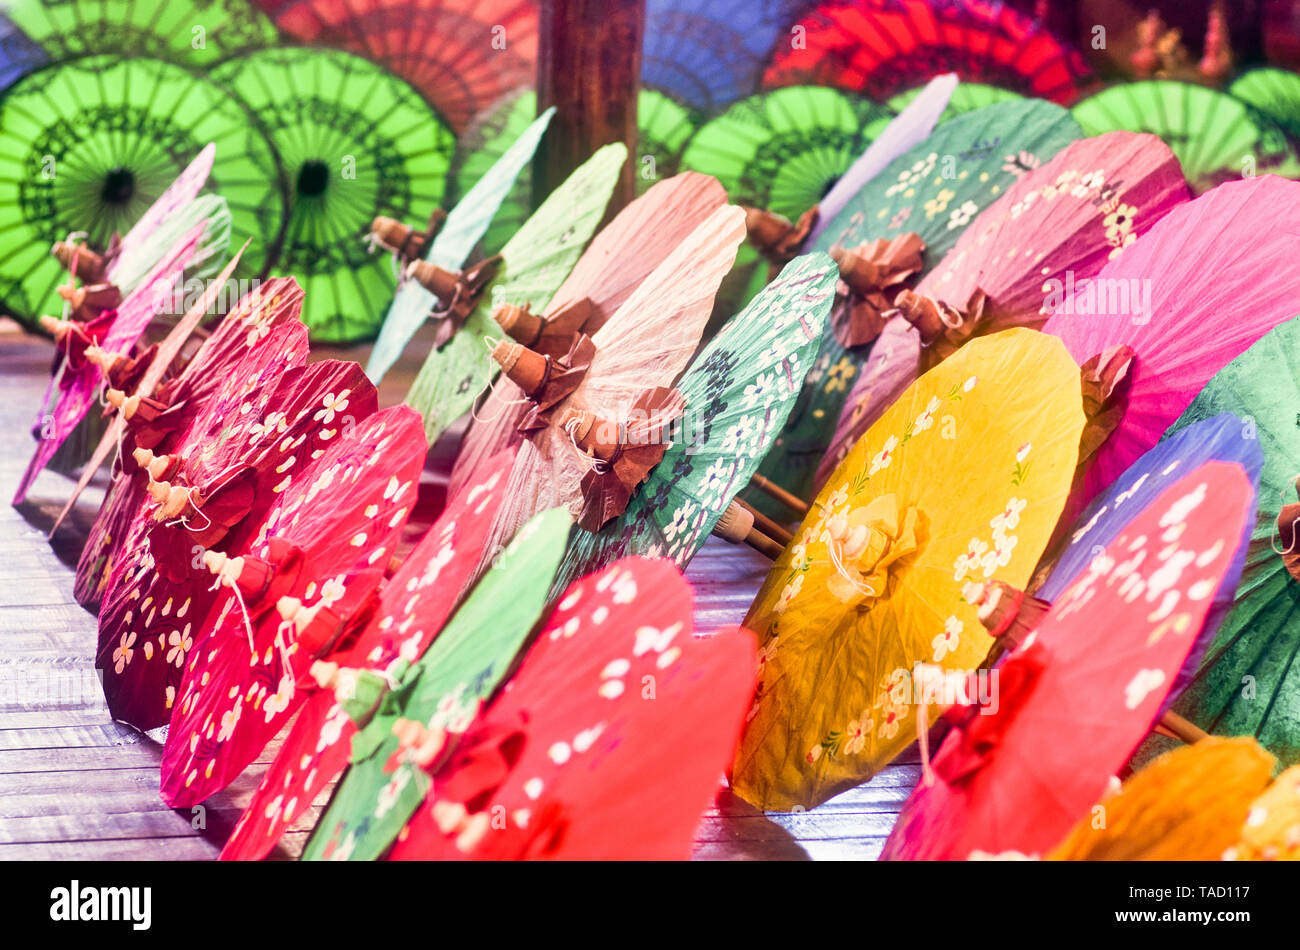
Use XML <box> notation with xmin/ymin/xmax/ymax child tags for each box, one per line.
<box><xmin>161</xmin><ymin>406</ymin><xmax>427</xmax><ymax>805</ymax></box>
<box><xmin>365</xmin><ymin>106</ymin><xmax>555</xmax><ymax>384</ymax></box>
<box><xmin>449</xmin><ymin>170</ymin><xmax>728</xmax><ymax>498</ymax></box>
<box><xmin>477</xmin><ymin>203</ymin><xmax>746</xmax><ymax>556</ymax></box>
<box><xmin>218</xmin><ymin>454</ymin><xmax>513</xmax><ymax>860</ymax></box>
<box><xmin>818</xmin><ymin>130</ymin><xmax>1189</xmax><ymax>485</ymax></box>
<box><xmin>733</xmin><ymin>329</ymin><xmax>1086</xmax><ymax>811</ymax></box>
<box><xmin>1048</xmin><ymin>737</ymin><xmax>1275</xmax><ymax>861</ymax></box>
<box><xmin>388</xmin><ymin>557</ymin><xmax>756</xmax><ymax>860</ymax></box>
<box><xmin>1042</xmin><ymin>175</ymin><xmax>1300</xmax><ymax>525</ymax></box>
<box><xmin>552</xmin><ymin>253</ymin><xmax>837</xmax><ymax>595</ymax></box>
<box><xmin>300</xmin><ymin>507</ymin><xmax>573</xmax><ymax>861</ymax></box>
<box><xmin>880</xmin><ymin>462</ymin><xmax>1257</xmax><ymax>860</ymax></box>
<box><xmin>763</xmin><ymin>0</ymin><xmax>1092</xmax><ymax>105</ymax></box>
<box><xmin>210</xmin><ymin>47</ymin><xmax>456</xmax><ymax>342</ymax></box>
<box><xmin>404</xmin><ymin>142</ymin><xmax>626</xmax><ymax>446</ymax></box>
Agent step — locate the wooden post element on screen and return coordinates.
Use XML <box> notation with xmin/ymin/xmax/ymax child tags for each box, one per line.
<box><xmin>535</xmin><ymin>0</ymin><xmax>643</xmax><ymax>214</ymax></box>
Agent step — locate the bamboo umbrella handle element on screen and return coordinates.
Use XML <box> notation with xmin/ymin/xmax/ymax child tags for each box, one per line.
<box><xmin>748</xmin><ymin>474</ymin><xmax>810</xmax><ymax>517</ymax></box>
<box><xmin>737</xmin><ymin>498</ymin><xmax>794</xmax><ymax>547</ymax></box>
<box><xmin>715</xmin><ymin>501</ymin><xmax>786</xmax><ymax>559</ymax></box>
<box><xmin>1154</xmin><ymin>710</ymin><xmax>1208</xmax><ymax>745</ymax></box>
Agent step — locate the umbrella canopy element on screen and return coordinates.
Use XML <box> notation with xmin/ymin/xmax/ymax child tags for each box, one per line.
<box><xmin>210</xmin><ymin>47</ymin><xmax>456</xmax><ymax>342</ymax></box>
<box><xmin>880</xmin><ymin>461</ymin><xmax>1258</xmax><ymax>859</ymax></box>
<box><xmin>1042</xmin><ymin>175</ymin><xmax>1300</xmax><ymax>524</ymax></box>
<box><xmin>732</xmin><ymin>328</ymin><xmax>1086</xmax><ymax>811</ymax></box>
<box><xmin>96</xmin><ymin>350</ymin><xmax>379</xmax><ymax>731</ymax></box>
<box><xmin>301</xmin><ymin>507</ymin><xmax>573</xmax><ymax>862</ymax></box>
<box><xmin>1072</xmin><ymin>80</ymin><xmax>1299</xmax><ymax>194</ymax></box>
<box><xmin>552</xmin><ymin>252</ymin><xmax>838</xmax><ymax>596</ymax></box>
<box><xmin>818</xmin><ymin>130</ymin><xmax>1189</xmax><ymax>485</ymax></box>
<box><xmin>478</xmin><ymin>203</ymin><xmax>746</xmax><ymax>558</ymax></box>
<box><xmin>746</xmin><ymin>98</ymin><xmax>1081</xmax><ymax>513</ymax></box>
<box><xmin>642</xmin><ymin>0</ymin><xmax>805</xmax><ymax>114</ymax></box>
<box><xmin>1135</xmin><ymin>315</ymin><xmax>1300</xmax><ymax>769</ymax></box>
<box><xmin>218</xmin><ymin>454</ymin><xmax>513</xmax><ymax>860</ymax></box>
<box><xmin>1227</xmin><ymin>765</ymin><xmax>1300</xmax><ymax>861</ymax></box>
<box><xmin>1231</xmin><ymin>68</ymin><xmax>1300</xmax><ymax>139</ymax></box>
<box><xmin>1048</xmin><ymin>737</ymin><xmax>1276</xmax><ymax>861</ymax></box>
<box><xmin>6</xmin><ymin>0</ymin><xmax>275</xmax><ymax>67</ymax></box>
<box><xmin>450</xmin><ymin>89</ymin><xmax>695</xmax><ymax>257</ymax></box>
<box><xmin>388</xmin><ymin>558</ymin><xmax>756</xmax><ymax>860</ymax></box>
<box><xmin>73</xmin><ymin>278</ymin><xmax>308</xmax><ymax>610</ymax></box>
<box><xmin>13</xmin><ymin>226</ymin><xmax>204</xmax><ymax>505</ymax></box>
<box><xmin>365</xmin><ymin>105</ymin><xmax>555</xmax><ymax>384</ymax></box>
<box><xmin>887</xmin><ymin>81</ymin><xmax>1022</xmax><ymax>123</ymax></box>
<box><xmin>0</xmin><ymin>56</ymin><xmax>275</xmax><ymax>324</ymax></box>
<box><xmin>161</xmin><ymin>406</ymin><xmax>427</xmax><ymax>805</ymax></box>
<box><xmin>763</xmin><ymin>0</ymin><xmax>1092</xmax><ymax>105</ymax></box>
<box><xmin>253</xmin><ymin>0</ymin><xmax>539</xmax><ymax>134</ymax></box>
<box><xmin>404</xmin><ymin>142</ymin><xmax>626</xmax><ymax>445</ymax></box>
<box><xmin>449</xmin><ymin>171</ymin><xmax>729</xmax><ymax>498</ymax></box>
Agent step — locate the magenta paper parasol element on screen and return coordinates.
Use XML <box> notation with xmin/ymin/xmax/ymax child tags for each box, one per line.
<box><xmin>13</xmin><ymin>224</ymin><xmax>203</xmax><ymax>504</ymax></box>
<box><xmin>1043</xmin><ymin>174</ymin><xmax>1300</xmax><ymax>520</ymax></box>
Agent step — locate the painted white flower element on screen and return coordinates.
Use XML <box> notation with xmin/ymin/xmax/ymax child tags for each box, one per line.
<box><xmin>1016</xmin><ymin>443</ymin><xmax>1031</xmax><ymax>463</ymax></box>
<box><xmin>698</xmin><ymin>458</ymin><xmax>733</xmax><ymax>505</ymax></box>
<box><xmin>869</xmin><ymin>435</ymin><xmax>899</xmax><ymax>476</ymax></box>
<box><xmin>314</xmin><ymin>390</ymin><xmax>351</xmax><ymax>425</ymax></box>
<box><xmin>375</xmin><ymin>768</ymin><xmax>411</xmax><ymax>819</ymax></box>
<box><xmin>843</xmin><ymin>712</ymin><xmax>873</xmax><ymax>755</ymax></box>
<box><xmin>947</xmin><ymin>200</ymin><xmax>979</xmax><ymax>230</ymax></box>
<box><xmin>775</xmin><ymin>575</ymin><xmax>804</xmax><ymax>613</ymax></box>
<box><xmin>744</xmin><ymin>372</ymin><xmax>774</xmax><ymax>409</ymax></box>
<box><xmin>932</xmin><ymin>616</ymin><xmax>963</xmax><ymax>662</ymax></box>
<box><xmin>954</xmin><ymin>538</ymin><xmax>989</xmax><ymax>581</ymax></box>
<box><xmin>912</xmin><ymin>396</ymin><xmax>941</xmax><ymax>435</ymax></box>
<box><xmin>664</xmin><ymin>501</ymin><xmax>697</xmax><ymax>542</ymax></box>
<box><xmin>991</xmin><ymin>497</ymin><xmax>1027</xmax><ymax>536</ymax></box>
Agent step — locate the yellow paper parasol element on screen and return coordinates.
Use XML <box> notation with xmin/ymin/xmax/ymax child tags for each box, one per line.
<box><xmin>1049</xmin><ymin>737</ymin><xmax>1276</xmax><ymax>861</ymax></box>
<box><xmin>732</xmin><ymin>328</ymin><xmax>1085</xmax><ymax>811</ymax></box>
<box><xmin>1227</xmin><ymin>765</ymin><xmax>1300</xmax><ymax>861</ymax></box>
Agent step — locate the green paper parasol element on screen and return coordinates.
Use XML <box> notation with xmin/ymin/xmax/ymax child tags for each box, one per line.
<box><xmin>5</xmin><ymin>0</ymin><xmax>276</xmax><ymax>67</ymax></box>
<box><xmin>450</xmin><ymin>88</ymin><xmax>695</xmax><ymax>257</ymax></box>
<box><xmin>1137</xmin><ymin>316</ymin><xmax>1300</xmax><ymax>767</ymax></box>
<box><xmin>745</xmin><ymin>97</ymin><xmax>1081</xmax><ymax>516</ymax></box>
<box><xmin>0</xmin><ymin>55</ymin><xmax>278</xmax><ymax>325</ymax></box>
<box><xmin>1072</xmin><ymin>80</ymin><xmax>1298</xmax><ymax>194</ymax></box>
<box><xmin>404</xmin><ymin>141</ymin><xmax>626</xmax><ymax>445</ymax></box>
<box><xmin>211</xmin><ymin>47</ymin><xmax>456</xmax><ymax>342</ymax></box>
<box><xmin>302</xmin><ymin>507</ymin><xmax>573</xmax><ymax>862</ymax></box>
<box><xmin>1231</xmin><ymin>68</ymin><xmax>1300</xmax><ymax>141</ymax></box>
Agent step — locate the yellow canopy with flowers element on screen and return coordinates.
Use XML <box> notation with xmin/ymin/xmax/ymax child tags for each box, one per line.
<box><xmin>732</xmin><ymin>328</ymin><xmax>1086</xmax><ymax>811</ymax></box>
<box><xmin>1227</xmin><ymin>764</ymin><xmax>1300</xmax><ymax>861</ymax></box>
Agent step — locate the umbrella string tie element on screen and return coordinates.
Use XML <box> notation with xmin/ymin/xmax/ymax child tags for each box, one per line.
<box><xmin>1272</xmin><ymin>484</ymin><xmax>1300</xmax><ymax>555</ymax></box>
<box><xmin>209</xmin><ymin>571</ymin><xmax>257</xmax><ymax>653</ymax></box>
<box><xmin>469</xmin><ymin>370</ymin><xmax>530</xmax><ymax>424</ymax></box>
<box><xmin>165</xmin><ymin>486</ymin><xmax>213</xmax><ymax>533</ymax></box>
<box><xmin>826</xmin><ymin>539</ymin><xmax>876</xmax><ymax>597</ymax></box>
<box><xmin>562</xmin><ymin>418</ymin><xmax>604</xmax><ymax>474</ymax></box>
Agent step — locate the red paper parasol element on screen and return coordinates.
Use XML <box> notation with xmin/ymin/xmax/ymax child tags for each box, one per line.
<box><xmin>96</xmin><ymin>349</ymin><xmax>378</xmax><ymax>731</ymax></box>
<box><xmin>74</xmin><ymin>278</ymin><xmax>307</xmax><ymax>609</ymax></box>
<box><xmin>881</xmin><ymin>461</ymin><xmax>1255</xmax><ymax>860</ymax></box>
<box><xmin>450</xmin><ymin>171</ymin><xmax>728</xmax><ymax>499</ymax></box>
<box><xmin>218</xmin><ymin>452</ymin><xmax>513</xmax><ymax>859</ymax></box>
<box><xmin>818</xmin><ymin>130</ymin><xmax>1189</xmax><ymax>486</ymax></box>
<box><xmin>764</xmin><ymin>0</ymin><xmax>1093</xmax><ymax>106</ymax></box>
<box><xmin>255</xmin><ymin>0</ymin><xmax>538</xmax><ymax>133</ymax></box>
<box><xmin>388</xmin><ymin>557</ymin><xmax>756</xmax><ymax>860</ymax></box>
<box><xmin>161</xmin><ymin>406</ymin><xmax>427</xmax><ymax>806</ymax></box>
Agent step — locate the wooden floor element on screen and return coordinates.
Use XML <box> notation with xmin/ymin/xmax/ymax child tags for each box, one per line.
<box><xmin>0</xmin><ymin>328</ymin><xmax>913</xmax><ymax>860</ymax></box>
